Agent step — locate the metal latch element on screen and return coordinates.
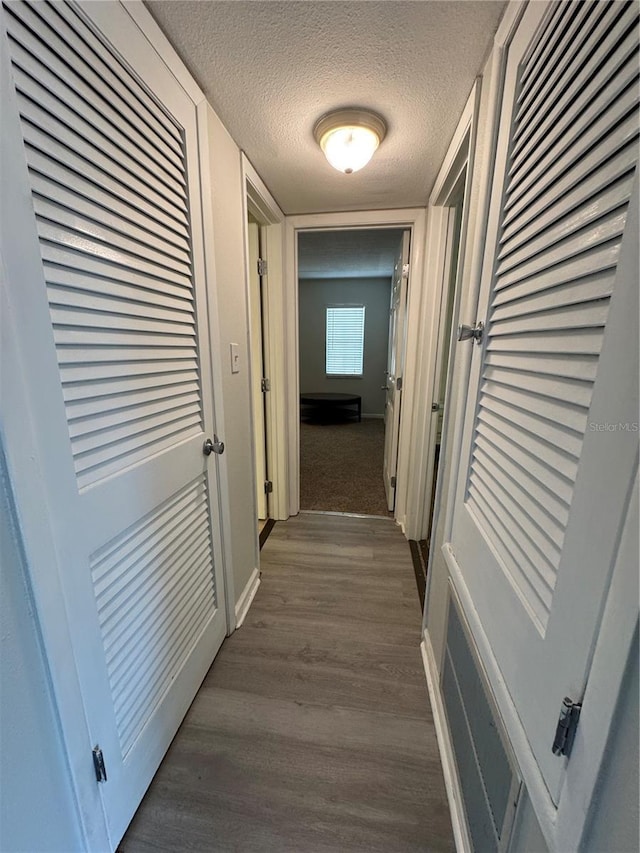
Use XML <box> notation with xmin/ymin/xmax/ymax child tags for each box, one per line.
<box><xmin>457</xmin><ymin>321</ymin><xmax>484</xmax><ymax>344</ymax></box>
<box><xmin>264</xmin><ymin>480</ymin><xmax>273</xmax><ymax>494</ymax></box>
<box><xmin>261</xmin><ymin>377</ymin><xmax>270</xmax><ymax>392</ymax></box>
<box><xmin>92</xmin><ymin>745</ymin><xmax>107</xmax><ymax>783</ymax></box>
<box><xmin>432</xmin><ymin>402</ymin><xmax>443</xmax><ymax>412</ymax></box>
<box><xmin>552</xmin><ymin>697</ymin><xmax>582</xmax><ymax>757</ymax></box>
<box><xmin>396</xmin><ymin>377</ymin><xmax>403</xmax><ymax>391</ymax></box>
<box><xmin>257</xmin><ymin>258</ymin><xmax>267</xmax><ymax>276</ymax></box>
<box><xmin>390</xmin><ymin>475</ymin><xmax>397</xmax><ymax>488</ymax></box>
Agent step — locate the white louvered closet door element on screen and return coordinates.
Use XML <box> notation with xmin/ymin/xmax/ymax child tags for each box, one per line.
<box><xmin>448</xmin><ymin>0</ymin><xmax>639</xmax><ymax>801</ymax></box>
<box><xmin>1</xmin><ymin>1</ymin><xmax>226</xmax><ymax>845</ymax></box>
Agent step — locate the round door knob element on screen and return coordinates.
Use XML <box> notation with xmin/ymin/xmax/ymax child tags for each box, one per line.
<box><xmin>203</xmin><ymin>436</ymin><xmax>224</xmax><ymax>456</ymax></box>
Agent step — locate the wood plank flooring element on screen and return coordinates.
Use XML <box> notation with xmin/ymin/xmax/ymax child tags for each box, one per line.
<box><xmin>120</xmin><ymin>513</ymin><xmax>454</xmax><ymax>853</ymax></box>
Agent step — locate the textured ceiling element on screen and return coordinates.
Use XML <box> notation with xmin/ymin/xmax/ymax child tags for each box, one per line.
<box><xmin>298</xmin><ymin>229</ymin><xmax>405</xmax><ymax>279</ymax></box>
<box><xmin>146</xmin><ymin>1</ymin><xmax>505</xmax><ymax>215</ymax></box>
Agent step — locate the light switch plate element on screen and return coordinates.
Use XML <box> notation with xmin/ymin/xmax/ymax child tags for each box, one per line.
<box><xmin>230</xmin><ymin>342</ymin><xmax>240</xmax><ymax>374</ymax></box>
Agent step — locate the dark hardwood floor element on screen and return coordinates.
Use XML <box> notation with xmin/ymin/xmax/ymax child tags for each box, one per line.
<box><xmin>121</xmin><ymin>513</ymin><xmax>454</xmax><ymax>853</ymax></box>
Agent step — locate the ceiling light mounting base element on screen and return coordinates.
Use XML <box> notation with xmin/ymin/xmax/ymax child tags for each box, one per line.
<box><xmin>313</xmin><ymin>107</ymin><xmax>387</xmax><ymax>174</ymax></box>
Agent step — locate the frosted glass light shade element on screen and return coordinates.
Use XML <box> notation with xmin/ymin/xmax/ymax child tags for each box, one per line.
<box><xmin>314</xmin><ymin>109</ymin><xmax>386</xmax><ymax>174</ymax></box>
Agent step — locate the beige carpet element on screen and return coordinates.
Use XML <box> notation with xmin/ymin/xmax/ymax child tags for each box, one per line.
<box><xmin>300</xmin><ymin>418</ymin><xmax>392</xmax><ymax>516</ymax></box>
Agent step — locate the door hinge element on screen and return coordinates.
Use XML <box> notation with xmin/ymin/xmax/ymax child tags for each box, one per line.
<box><xmin>257</xmin><ymin>258</ymin><xmax>267</xmax><ymax>276</ymax></box>
<box><xmin>92</xmin><ymin>745</ymin><xmax>107</xmax><ymax>783</ymax></box>
<box><xmin>396</xmin><ymin>377</ymin><xmax>403</xmax><ymax>392</ymax></box>
<box><xmin>390</xmin><ymin>475</ymin><xmax>397</xmax><ymax>488</ymax></box>
<box><xmin>552</xmin><ymin>697</ymin><xmax>582</xmax><ymax>758</ymax></box>
<box><xmin>261</xmin><ymin>377</ymin><xmax>270</xmax><ymax>392</ymax></box>
<box><xmin>264</xmin><ymin>480</ymin><xmax>273</xmax><ymax>494</ymax></box>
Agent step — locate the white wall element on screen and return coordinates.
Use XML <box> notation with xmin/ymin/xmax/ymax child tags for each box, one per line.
<box><xmin>205</xmin><ymin>106</ymin><xmax>259</xmax><ymax>610</ymax></box>
<box><xmin>0</xmin><ymin>451</ymin><xmax>82</xmax><ymax>853</ymax></box>
<box><xmin>298</xmin><ymin>276</ymin><xmax>391</xmax><ymax>415</ymax></box>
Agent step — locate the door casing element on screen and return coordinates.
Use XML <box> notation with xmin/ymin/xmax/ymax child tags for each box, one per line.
<box><xmin>284</xmin><ymin>209</ymin><xmax>427</xmax><ymax>528</ymax></box>
<box><xmin>242</xmin><ymin>155</ymin><xmax>287</xmax><ymax>523</ymax></box>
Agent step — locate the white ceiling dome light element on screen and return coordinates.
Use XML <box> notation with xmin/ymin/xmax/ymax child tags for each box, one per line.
<box><xmin>314</xmin><ymin>108</ymin><xmax>387</xmax><ymax>174</ymax></box>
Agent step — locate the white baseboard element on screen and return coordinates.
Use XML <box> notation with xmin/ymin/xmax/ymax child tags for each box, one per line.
<box><xmin>421</xmin><ymin>635</ymin><xmax>472</xmax><ymax>853</ymax></box>
<box><xmin>234</xmin><ymin>567</ymin><xmax>260</xmax><ymax>629</ymax></box>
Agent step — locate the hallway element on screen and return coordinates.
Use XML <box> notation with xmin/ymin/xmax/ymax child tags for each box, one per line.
<box><xmin>121</xmin><ymin>513</ymin><xmax>454</xmax><ymax>852</ymax></box>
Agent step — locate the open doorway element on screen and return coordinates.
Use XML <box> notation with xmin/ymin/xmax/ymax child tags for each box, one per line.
<box><xmin>297</xmin><ymin>228</ymin><xmax>409</xmax><ymax>516</ymax></box>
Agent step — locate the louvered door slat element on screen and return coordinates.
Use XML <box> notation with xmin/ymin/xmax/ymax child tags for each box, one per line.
<box><xmin>38</xmin><ymin>224</ymin><xmax>192</xmax><ymax>293</ymax></box>
<box><xmin>29</xmin><ymin>148</ymin><xmax>189</xmax><ymax>241</ymax></box>
<box><xmin>467</xmin><ymin>494</ymin><xmax>553</xmax><ymax>624</ymax></box>
<box><xmin>492</xmin><ymin>272</ymin><xmax>614</xmax><ymax>321</ymax></box>
<box><xmin>504</xmin><ymin>86</ymin><xmax>638</xmax><ymax>219</ymax></box>
<box><xmin>512</xmin><ymin>19</ymin><xmax>639</xmax><ymax>178</ymax></box>
<box><xmin>479</xmin><ymin>393</ymin><xmax>582</xmax><ymax>459</ymax></box>
<box><xmin>20</xmin><ymin>110</ymin><xmax>188</xmax><ymax>228</ymax></box>
<box><xmin>517</xmin><ymin>0</ymin><xmax>578</xmax><ymax>91</ymax></box>
<box><xmin>501</xmin><ymin>146</ymin><xmax>637</xmax><ymax>254</ymax></box>
<box><xmin>113</xmin><ymin>572</ymin><xmax>213</xmax><ymax>742</ymax></box>
<box><xmin>67</xmin><ymin>393</ymin><xmax>201</xmax><ymax>440</ymax></box>
<box><xmin>474</xmin><ymin>430</ymin><xmax>570</xmax><ymax>528</ymax></box>
<box><xmin>515</xmin><ymin>2</ymin><xmax>622</xmax><ymax>136</ymax></box>
<box><xmin>470</xmin><ymin>459</ymin><xmax>560</xmax><ymax>574</ymax></box>
<box><xmin>498</xmin><ymin>176</ymin><xmax>634</xmax><ymax>271</ymax></box>
<box><xmin>71</xmin><ymin>404</ymin><xmax>202</xmax><ymax>455</ymax></box>
<box><xmin>483</xmin><ymin>366</ymin><xmax>592</xmax><ymax>408</ymax></box>
<box><xmin>41</xmin><ymin>245</ymin><xmax>192</xmax><ymax>298</ymax></box>
<box><xmin>486</xmin><ymin>327</ymin><xmax>604</xmax><ymax>355</ymax></box>
<box><xmin>32</xmin><ymin>175</ymin><xmax>191</xmax><ymax>261</ymax></box>
<box><xmin>62</xmin><ymin>371</ymin><xmax>200</xmax><ymax>402</ymax></box>
<box><xmin>465</xmin><ymin>0</ymin><xmax>639</xmax><ymax>629</ymax></box>
<box><xmin>73</xmin><ymin>416</ymin><xmax>202</xmax><ymax>482</ymax></box>
<box><xmin>47</xmin><ymin>282</ymin><xmax>192</xmax><ymax>323</ymax></box>
<box><xmin>15</xmin><ymin>82</ymin><xmax>188</xmax><ymax>217</ymax></box>
<box><xmin>104</xmin><ymin>537</ymin><xmax>210</xmax><ymax>675</ymax></box>
<box><xmin>476</xmin><ymin>409</ymin><xmax>578</xmax><ymax>488</ymax></box>
<box><xmin>49</xmin><ymin>303</ymin><xmax>195</xmax><ymax>337</ymax></box>
<box><xmin>8</xmin><ymin>0</ymin><xmax>183</xmax><ymax>157</ymax></box>
<box><xmin>483</xmin><ymin>382</ymin><xmax>586</xmax><ymax>433</ymax></box>
<box><xmin>495</xmin><ymin>213</ymin><xmax>626</xmax><ymax>290</ymax></box>
<box><xmin>6</xmin><ymin>30</ymin><xmax>186</xmax><ymax>189</ymax></box>
<box><xmin>473</xmin><ymin>449</ymin><xmax>564</xmax><ymax>555</ymax></box>
<box><xmin>99</xmin><ymin>517</ymin><xmax>207</xmax><ymax>633</ymax></box>
<box><xmin>65</xmin><ymin>380</ymin><xmax>200</xmax><ymax>418</ymax></box>
<box><xmin>485</xmin><ymin>351</ymin><xmax>599</xmax><ymax>382</ymax></box>
<box><xmin>90</xmin><ymin>474</ymin><xmax>216</xmax><ymax>756</ymax></box>
<box><xmin>34</xmin><ymin>199</ymin><xmax>191</xmax><ymax>277</ymax></box>
<box><xmin>60</xmin><ymin>360</ymin><xmax>198</xmax><ymax>385</ymax></box>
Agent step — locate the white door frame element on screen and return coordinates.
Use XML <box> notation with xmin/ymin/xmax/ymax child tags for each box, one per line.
<box><xmin>403</xmin><ymin>83</ymin><xmax>481</xmax><ymax>542</ymax></box>
<box><xmin>241</xmin><ymin>155</ymin><xmax>288</xmax><ymax>521</ymax></box>
<box><xmin>285</xmin><ymin>209</ymin><xmax>427</xmax><ymax>524</ymax></box>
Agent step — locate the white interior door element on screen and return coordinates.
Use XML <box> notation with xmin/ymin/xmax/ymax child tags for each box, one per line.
<box><xmin>383</xmin><ymin>231</ymin><xmax>410</xmax><ymax>510</ymax></box>
<box><xmin>448</xmin><ymin>0</ymin><xmax>639</xmax><ymax>802</ymax></box>
<box><xmin>1</xmin><ymin>1</ymin><xmax>227</xmax><ymax>845</ymax></box>
<box><xmin>247</xmin><ymin>220</ymin><xmax>268</xmax><ymax>519</ymax></box>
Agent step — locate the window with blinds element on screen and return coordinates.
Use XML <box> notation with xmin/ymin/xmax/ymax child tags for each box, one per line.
<box><xmin>326</xmin><ymin>305</ymin><xmax>365</xmax><ymax>376</ymax></box>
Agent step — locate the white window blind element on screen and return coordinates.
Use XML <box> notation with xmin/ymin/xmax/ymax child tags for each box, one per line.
<box><xmin>326</xmin><ymin>305</ymin><xmax>365</xmax><ymax>376</ymax></box>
